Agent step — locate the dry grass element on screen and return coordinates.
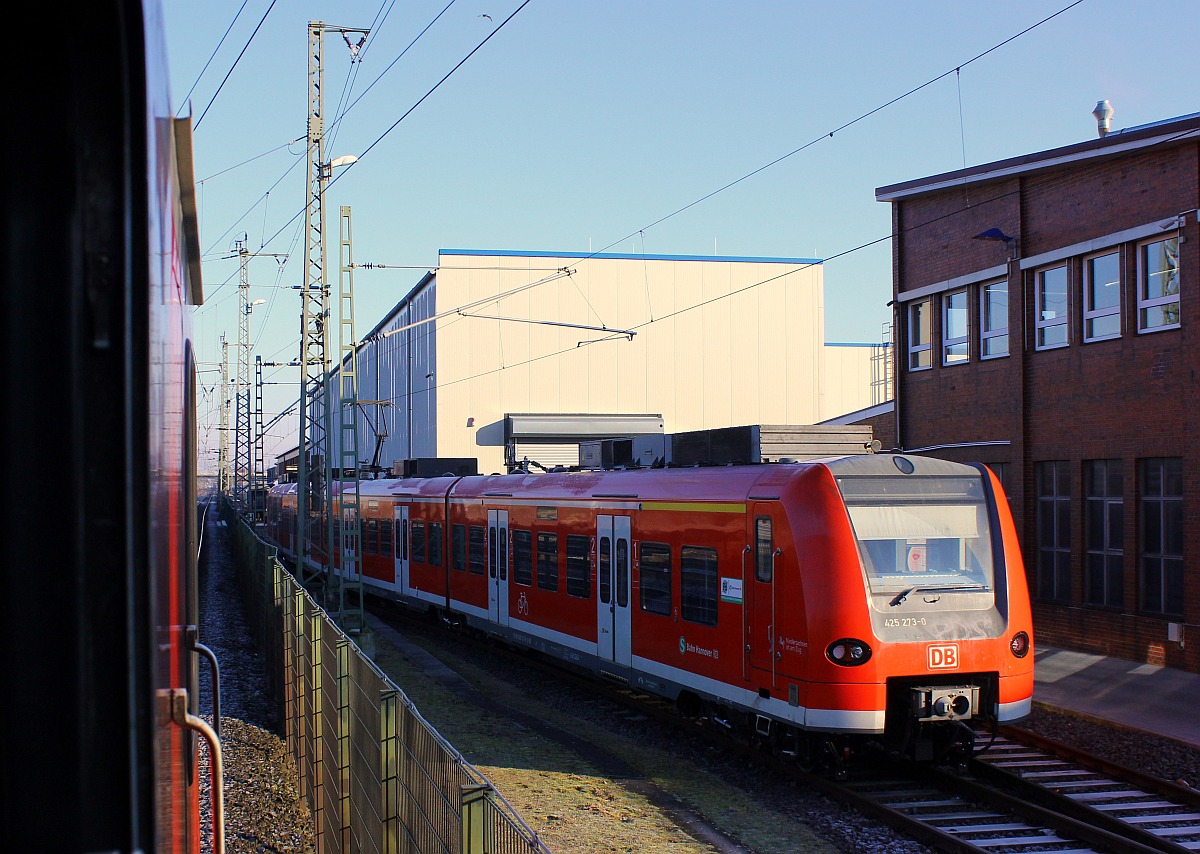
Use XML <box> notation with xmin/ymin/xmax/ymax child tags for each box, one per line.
<box><xmin>368</xmin><ymin>619</ymin><xmax>841</xmax><ymax>854</ymax></box>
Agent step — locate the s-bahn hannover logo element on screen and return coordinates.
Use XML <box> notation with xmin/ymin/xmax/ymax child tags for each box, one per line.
<box><xmin>928</xmin><ymin>643</ymin><xmax>959</xmax><ymax>670</ymax></box>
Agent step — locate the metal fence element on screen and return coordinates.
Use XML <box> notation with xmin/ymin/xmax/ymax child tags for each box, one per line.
<box><xmin>224</xmin><ymin>503</ymin><xmax>549</xmax><ymax>853</ymax></box>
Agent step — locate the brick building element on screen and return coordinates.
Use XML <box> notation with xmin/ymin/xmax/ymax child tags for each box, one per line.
<box><xmin>876</xmin><ymin>110</ymin><xmax>1199</xmax><ymax>673</ymax></box>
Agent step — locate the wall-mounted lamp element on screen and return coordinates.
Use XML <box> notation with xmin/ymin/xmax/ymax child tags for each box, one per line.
<box><xmin>973</xmin><ymin>227</ymin><xmax>1018</xmax><ymax>259</ymax></box>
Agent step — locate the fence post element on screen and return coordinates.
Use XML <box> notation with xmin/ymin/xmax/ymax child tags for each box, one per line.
<box><xmin>379</xmin><ymin>689</ymin><xmax>400</xmax><ymax>854</ymax></box>
<box><xmin>460</xmin><ymin>784</ymin><xmax>493</xmax><ymax>854</ymax></box>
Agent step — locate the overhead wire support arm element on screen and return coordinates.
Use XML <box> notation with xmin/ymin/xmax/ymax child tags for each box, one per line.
<box><xmin>457</xmin><ymin>311</ymin><xmax>636</xmax><ymax>341</ymax></box>
<box><xmin>367</xmin><ymin>268</ymin><xmax>577</xmax><ymax>342</ymax></box>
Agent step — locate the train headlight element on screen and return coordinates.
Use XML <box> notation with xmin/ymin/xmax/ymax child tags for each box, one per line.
<box><xmin>826</xmin><ymin>638</ymin><xmax>872</xmax><ymax>666</ymax></box>
<box><xmin>1010</xmin><ymin>631</ymin><xmax>1030</xmax><ymax>658</ymax></box>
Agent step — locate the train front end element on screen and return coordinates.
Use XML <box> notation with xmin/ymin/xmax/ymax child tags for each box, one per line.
<box><xmin>811</xmin><ymin>454</ymin><xmax>1034</xmax><ymax>762</ymax></box>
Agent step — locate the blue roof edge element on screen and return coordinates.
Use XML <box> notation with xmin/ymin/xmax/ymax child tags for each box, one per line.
<box><xmin>439</xmin><ymin>248</ymin><xmax>823</xmax><ymax>265</ymax></box>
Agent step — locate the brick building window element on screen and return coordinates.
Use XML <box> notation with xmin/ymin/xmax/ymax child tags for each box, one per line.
<box><xmin>942</xmin><ymin>288</ymin><xmax>969</xmax><ymax>365</ymax></box>
<box><xmin>979</xmin><ymin>280</ymin><xmax>1008</xmax><ymax>358</ymax></box>
<box><xmin>907</xmin><ymin>298</ymin><xmax>932</xmax><ymax>370</ymax></box>
<box><xmin>1036</xmin><ymin>461</ymin><xmax>1071</xmax><ymax>602</ymax></box>
<box><xmin>1035</xmin><ymin>264</ymin><xmax>1068</xmax><ymax>349</ymax></box>
<box><xmin>1138</xmin><ymin>237</ymin><xmax>1180</xmax><ymax>332</ymax></box>
<box><xmin>1084</xmin><ymin>460</ymin><xmax>1123</xmax><ymax>608</ymax></box>
<box><xmin>1139</xmin><ymin>458</ymin><xmax>1183</xmax><ymax>614</ymax></box>
<box><xmin>1083</xmin><ymin>250</ymin><xmax>1121</xmax><ymax>342</ymax></box>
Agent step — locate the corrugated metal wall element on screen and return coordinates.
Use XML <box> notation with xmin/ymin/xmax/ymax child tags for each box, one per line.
<box><xmin>335</xmin><ymin>252</ymin><xmax>883</xmax><ymax>476</ymax></box>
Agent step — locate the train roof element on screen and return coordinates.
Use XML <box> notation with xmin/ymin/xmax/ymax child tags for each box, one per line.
<box><xmin>305</xmin><ymin>454</ymin><xmax>986</xmax><ymax>505</ymax></box>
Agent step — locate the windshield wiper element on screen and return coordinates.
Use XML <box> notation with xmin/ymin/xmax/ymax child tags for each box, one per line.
<box><xmin>889</xmin><ymin>584</ymin><xmax>991</xmax><ymax>607</ymax></box>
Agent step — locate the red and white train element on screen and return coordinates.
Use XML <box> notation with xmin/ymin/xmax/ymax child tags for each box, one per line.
<box><xmin>267</xmin><ymin>453</ymin><xmax>1033</xmax><ymax>765</ymax></box>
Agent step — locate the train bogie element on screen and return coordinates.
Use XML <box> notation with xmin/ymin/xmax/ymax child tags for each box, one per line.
<box><xmin>266</xmin><ymin>453</ymin><xmax>1034</xmax><ymax>766</ymax></box>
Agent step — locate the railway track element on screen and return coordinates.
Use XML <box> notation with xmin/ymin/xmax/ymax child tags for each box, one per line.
<box><xmin>968</xmin><ymin>726</ymin><xmax>1200</xmax><ymax>852</ymax></box>
<box><xmin>369</xmin><ymin>601</ymin><xmax>1200</xmax><ymax>854</ymax></box>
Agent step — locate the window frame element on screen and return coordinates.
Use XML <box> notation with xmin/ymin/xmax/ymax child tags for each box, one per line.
<box><xmin>536</xmin><ymin>532</ymin><xmax>559</xmax><ymax>592</ymax></box>
<box><xmin>979</xmin><ymin>278</ymin><xmax>1009</xmax><ymax>359</ymax></box>
<box><xmin>754</xmin><ymin>516</ymin><xmax>773</xmax><ymax>582</ymax></box>
<box><xmin>941</xmin><ymin>287</ymin><xmax>969</xmax><ymax>366</ymax></box>
<box><xmin>680</xmin><ymin>545</ymin><xmax>719</xmax><ymax>627</ymax></box>
<box><xmin>1035</xmin><ymin>461</ymin><xmax>1071</xmax><ymax>603</ymax></box>
<box><xmin>380</xmin><ymin>517</ymin><xmax>393</xmax><ymax>558</ymax></box>
<box><xmin>1137</xmin><ymin>236</ymin><xmax>1180</xmax><ymax>333</ymax></box>
<box><xmin>451</xmin><ymin>523</ymin><xmax>467</xmax><ymax>571</ymax></box>
<box><xmin>512</xmin><ymin>529</ymin><xmax>533</xmax><ymax>587</ymax></box>
<box><xmin>565</xmin><ymin>534</ymin><xmax>592</xmax><ymax>598</ymax></box>
<box><xmin>469</xmin><ymin>525</ymin><xmax>486</xmax><ymax>575</ymax></box>
<box><xmin>639</xmin><ymin>542</ymin><xmax>672</xmax><ymax>616</ymax></box>
<box><xmin>907</xmin><ymin>298</ymin><xmax>932</xmax><ymax>371</ymax></box>
<box><xmin>427</xmin><ymin>522</ymin><xmax>443</xmax><ymax>568</ymax></box>
<box><xmin>1084</xmin><ymin>459</ymin><xmax>1123</xmax><ymax>608</ymax></box>
<box><xmin>410</xmin><ymin>520</ymin><xmax>426</xmax><ymax>564</ymax></box>
<box><xmin>364</xmin><ymin>517</ymin><xmax>379</xmax><ymax>556</ymax></box>
<box><xmin>1139</xmin><ymin>458</ymin><xmax>1183</xmax><ymax>615</ymax></box>
<box><xmin>1082</xmin><ymin>249</ymin><xmax>1121</xmax><ymax>343</ymax></box>
<box><xmin>1034</xmin><ymin>263</ymin><xmax>1069</xmax><ymax>350</ymax></box>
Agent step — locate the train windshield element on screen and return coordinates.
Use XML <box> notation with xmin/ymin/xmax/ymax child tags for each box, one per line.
<box><xmin>837</xmin><ymin>474</ymin><xmax>994</xmax><ymax>604</ymax></box>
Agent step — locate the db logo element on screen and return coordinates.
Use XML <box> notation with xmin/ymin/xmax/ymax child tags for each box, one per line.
<box><xmin>928</xmin><ymin>643</ymin><xmax>959</xmax><ymax>670</ymax></box>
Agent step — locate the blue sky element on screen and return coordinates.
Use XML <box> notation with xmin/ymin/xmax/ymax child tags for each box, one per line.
<box><xmin>164</xmin><ymin>0</ymin><xmax>1200</xmax><ymax>465</ymax></box>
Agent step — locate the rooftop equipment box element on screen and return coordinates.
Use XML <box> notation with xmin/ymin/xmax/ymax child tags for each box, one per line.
<box><xmin>392</xmin><ymin>457</ymin><xmax>479</xmax><ymax>478</ymax></box>
<box><xmin>670</xmin><ymin>425</ymin><xmax>875</xmax><ymax>466</ymax></box>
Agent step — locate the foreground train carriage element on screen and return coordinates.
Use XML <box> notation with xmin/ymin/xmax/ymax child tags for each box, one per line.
<box><xmin>268</xmin><ymin>453</ymin><xmax>1033</xmax><ymax>765</ymax></box>
<box><xmin>0</xmin><ymin>1</ymin><xmax>211</xmax><ymax>849</ymax></box>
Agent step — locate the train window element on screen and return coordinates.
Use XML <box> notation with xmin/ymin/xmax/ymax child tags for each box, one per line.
<box><xmin>429</xmin><ymin>523</ymin><xmax>443</xmax><ymax>567</ymax></box>
<box><xmin>566</xmin><ymin>535</ymin><xmax>591</xmax><ymax>598</ymax></box>
<box><xmin>616</xmin><ymin>539</ymin><xmax>629</xmax><ymax>608</ymax></box>
<box><xmin>469</xmin><ymin>526</ymin><xmax>486</xmax><ymax>575</ymax></box>
<box><xmin>452</xmin><ymin>525</ymin><xmax>467</xmax><ymax>571</ymax></box>
<box><xmin>599</xmin><ymin>537</ymin><xmax>612</xmax><ymax>604</ymax></box>
<box><xmin>411</xmin><ymin>521</ymin><xmax>426</xmax><ymax>564</ymax></box>
<box><xmin>499</xmin><ymin>527</ymin><xmax>508</xmax><ymax>581</ymax></box>
<box><xmin>513</xmin><ymin>530</ymin><xmax>533</xmax><ymax>586</ymax></box>
<box><xmin>838</xmin><ymin>474</ymin><xmax>995</xmax><ymax>608</ymax></box>
<box><xmin>639</xmin><ymin>542</ymin><xmax>672</xmax><ymax>616</ymax></box>
<box><xmin>537</xmin><ymin>533</ymin><xmax>559</xmax><ymax>591</ymax></box>
<box><xmin>681</xmin><ymin>546</ymin><xmax>719</xmax><ymax>627</ymax></box>
<box><xmin>364</xmin><ymin>518</ymin><xmax>379</xmax><ymax>556</ymax></box>
<box><xmin>755</xmin><ymin>517</ymin><xmax>773</xmax><ymax>582</ymax></box>
<box><xmin>489</xmin><ymin>525</ymin><xmax>498</xmax><ymax>578</ymax></box>
<box><xmin>380</xmin><ymin>518</ymin><xmax>393</xmax><ymax>557</ymax></box>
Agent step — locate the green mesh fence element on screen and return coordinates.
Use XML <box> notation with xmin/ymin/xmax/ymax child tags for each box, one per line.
<box><xmin>221</xmin><ymin>501</ymin><xmax>549</xmax><ymax>853</ymax></box>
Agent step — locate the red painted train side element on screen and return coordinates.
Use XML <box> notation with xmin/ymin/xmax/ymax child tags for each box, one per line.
<box><xmin>268</xmin><ymin>453</ymin><xmax>1033</xmax><ymax>762</ymax></box>
<box><xmin>1</xmin><ymin>2</ymin><xmax>209</xmax><ymax>849</ymax></box>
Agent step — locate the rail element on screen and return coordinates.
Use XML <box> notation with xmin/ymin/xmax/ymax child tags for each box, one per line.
<box><xmin>221</xmin><ymin>498</ymin><xmax>549</xmax><ymax>854</ymax></box>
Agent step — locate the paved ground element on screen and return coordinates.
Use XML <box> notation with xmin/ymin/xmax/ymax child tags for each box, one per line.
<box><xmin>1033</xmin><ymin>644</ymin><xmax>1200</xmax><ymax>748</ymax></box>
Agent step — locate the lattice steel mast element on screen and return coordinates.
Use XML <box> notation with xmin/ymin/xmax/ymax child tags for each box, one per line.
<box><xmin>297</xmin><ymin>20</ymin><xmax>368</xmax><ymax>585</ymax></box>
<box><xmin>218</xmin><ymin>335</ymin><xmax>230</xmax><ymax>494</ymax></box>
<box><xmin>254</xmin><ymin>355</ymin><xmax>266</xmax><ymax>519</ymax></box>
<box><xmin>234</xmin><ymin>239</ymin><xmax>252</xmax><ymax>511</ymax></box>
<box><xmin>333</xmin><ymin>205</ymin><xmax>364</xmax><ymax>631</ymax></box>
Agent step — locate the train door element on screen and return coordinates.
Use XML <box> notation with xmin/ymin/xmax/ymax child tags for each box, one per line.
<box><xmin>597</xmin><ymin>515</ymin><xmax>632</xmax><ymax>667</ymax></box>
<box><xmin>488</xmin><ymin>509</ymin><xmax>509</xmax><ymax>626</ymax></box>
<box><xmin>393</xmin><ymin>504</ymin><xmax>409</xmax><ymax>595</ymax></box>
<box><xmin>747</xmin><ymin>504</ymin><xmax>781</xmax><ymax>686</ymax></box>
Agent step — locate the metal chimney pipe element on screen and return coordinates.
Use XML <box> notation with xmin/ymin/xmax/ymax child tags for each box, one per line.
<box><xmin>1092</xmin><ymin>99</ymin><xmax>1114</xmax><ymax>137</ymax></box>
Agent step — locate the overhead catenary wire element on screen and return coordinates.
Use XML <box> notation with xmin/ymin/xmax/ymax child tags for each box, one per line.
<box><xmin>175</xmin><ymin>0</ymin><xmax>249</xmax><ymax>118</ymax></box>
<box><xmin>195</xmin><ymin>0</ymin><xmax>1088</xmax><ymax>458</ymax></box>
<box><xmin>359</xmin><ymin>125</ymin><xmax>1200</xmax><ymax>411</ymax></box>
<box><xmin>200</xmin><ymin>0</ymin><xmax>527</xmax><ymax>306</ymax></box>
<box><xmin>194</xmin><ymin>0</ymin><xmax>280</xmax><ymax>131</ymax></box>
